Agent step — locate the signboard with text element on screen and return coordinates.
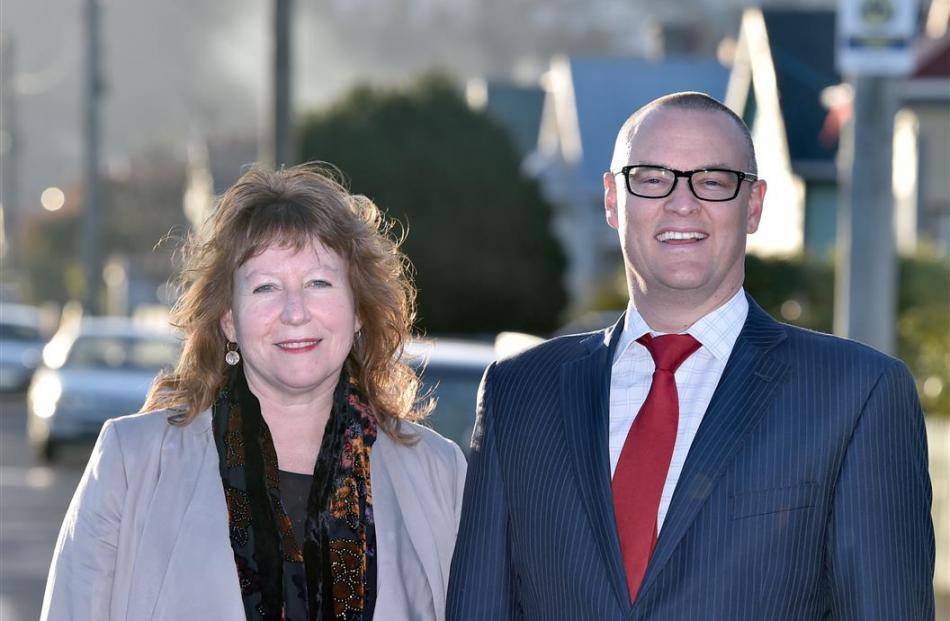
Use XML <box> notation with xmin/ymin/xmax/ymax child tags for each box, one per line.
<box><xmin>837</xmin><ymin>0</ymin><xmax>918</xmax><ymax>75</ymax></box>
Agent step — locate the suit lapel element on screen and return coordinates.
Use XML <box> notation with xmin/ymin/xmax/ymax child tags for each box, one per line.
<box><xmin>559</xmin><ymin>316</ymin><xmax>631</xmax><ymax>611</ymax></box>
<box><xmin>633</xmin><ymin>299</ymin><xmax>789</xmax><ymax>608</ymax></box>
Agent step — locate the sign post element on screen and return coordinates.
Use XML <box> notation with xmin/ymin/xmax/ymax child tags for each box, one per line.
<box><xmin>834</xmin><ymin>0</ymin><xmax>917</xmax><ymax>353</ymax></box>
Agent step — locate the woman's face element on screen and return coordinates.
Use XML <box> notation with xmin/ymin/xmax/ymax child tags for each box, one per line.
<box><xmin>220</xmin><ymin>238</ymin><xmax>360</xmax><ymax>406</ymax></box>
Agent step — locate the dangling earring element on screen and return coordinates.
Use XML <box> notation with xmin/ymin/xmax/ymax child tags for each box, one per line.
<box><xmin>225</xmin><ymin>342</ymin><xmax>241</xmax><ymax>366</ymax></box>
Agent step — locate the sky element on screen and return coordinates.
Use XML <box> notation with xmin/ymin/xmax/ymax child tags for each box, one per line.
<box><xmin>1</xmin><ymin>0</ymin><xmax>839</xmax><ymax>235</ymax></box>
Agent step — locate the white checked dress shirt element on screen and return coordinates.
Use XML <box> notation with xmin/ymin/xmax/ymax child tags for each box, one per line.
<box><xmin>609</xmin><ymin>288</ymin><xmax>748</xmax><ymax>532</ymax></box>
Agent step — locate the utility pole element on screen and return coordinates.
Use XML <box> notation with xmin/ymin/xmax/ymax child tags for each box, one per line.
<box><xmin>834</xmin><ymin>76</ymin><xmax>897</xmax><ymax>354</ymax></box>
<box><xmin>0</xmin><ymin>35</ymin><xmax>19</xmax><ymax>258</ymax></box>
<box><xmin>273</xmin><ymin>0</ymin><xmax>293</xmax><ymax>168</ymax></box>
<box><xmin>82</xmin><ymin>0</ymin><xmax>103</xmax><ymax>313</ymax></box>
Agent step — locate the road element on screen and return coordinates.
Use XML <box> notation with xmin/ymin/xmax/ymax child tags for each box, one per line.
<box><xmin>0</xmin><ymin>394</ymin><xmax>86</xmax><ymax>621</ymax></box>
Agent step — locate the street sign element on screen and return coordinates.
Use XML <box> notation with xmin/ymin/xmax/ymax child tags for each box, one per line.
<box><xmin>837</xmin><ymin>0</ymin><xmax>918</xmax><ymax>75</ymax></box>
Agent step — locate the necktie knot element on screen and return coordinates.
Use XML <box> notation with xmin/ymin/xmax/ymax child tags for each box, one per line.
<box><xmin>637</xmin><ymin>333</ymin><xmax>701</xmax><ymax>373</ymax></box>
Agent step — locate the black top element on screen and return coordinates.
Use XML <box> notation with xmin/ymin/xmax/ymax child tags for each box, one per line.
<box><xmin>278</xmin><ymin>469</ymin><xmax>377</xmax><ymax>618</ymax></box>
<box><xmin>278</xmin><ymin>469</ymin><xmax>313</xmax><ymax>547</ymax></box>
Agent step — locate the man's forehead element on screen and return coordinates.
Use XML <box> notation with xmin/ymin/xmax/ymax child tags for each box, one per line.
<box><xmin>612</xmin><ymin>107</ymin><xmax>745</xmax><ymax>166</ymax></box>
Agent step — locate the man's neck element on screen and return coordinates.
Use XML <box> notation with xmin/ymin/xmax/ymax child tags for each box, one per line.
<box><xmin>630</xmin><ymin>285</ymin><xmax>742</xmax><ymax>333</ymax></box>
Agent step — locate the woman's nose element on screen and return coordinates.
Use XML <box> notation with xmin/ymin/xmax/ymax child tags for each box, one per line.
<box><xmin>280</xmin><ymin>289</ymin><xmax>311</xmax><ymax>325</ymax></box>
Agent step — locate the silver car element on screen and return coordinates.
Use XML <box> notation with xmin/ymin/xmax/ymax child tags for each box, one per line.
<box><xmin>27</xmin><ymin>317</ymin><xmax>180</xmax><ymax>462</ymax></box>
<box><xmin>0</xmin><ymin>303</ymin><xmax>47</xmax><ymax>392</ymax></box>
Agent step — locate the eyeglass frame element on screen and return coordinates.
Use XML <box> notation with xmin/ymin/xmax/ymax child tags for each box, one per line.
<box><xmin>611</xmin><ymin>165</ymin><xmax>759</xmax><ymax>202</ymax></box>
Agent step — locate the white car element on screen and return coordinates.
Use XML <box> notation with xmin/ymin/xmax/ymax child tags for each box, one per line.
<box><xmin>0</xmin><ymin>303</ymin><xmax>47</xmax><ymax>392</ymax></box>
<box><xmin>27</xmin><ymin>317</ymin><xmax>180</xmax><ymax>462</ymax></box>
<box><xmin>404</xmin><ymin>338</ymin><xmax>498</xmax><ymax>455</ymax></box>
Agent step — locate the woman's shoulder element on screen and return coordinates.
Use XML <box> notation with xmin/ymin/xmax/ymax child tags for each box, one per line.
<box><xmin>383</xmin><ymin>420</ymin><xmax>464</xmax><ymax>460</ymax></box>
<box><xmin>374</xmin><ymin>421</ymin><xmax>466</xmax><ymax>481</ymax></box>
<box><xmin>98</xmin><ymin>407</ymin><xmax>212</xmax><ymax>457</ymax></box>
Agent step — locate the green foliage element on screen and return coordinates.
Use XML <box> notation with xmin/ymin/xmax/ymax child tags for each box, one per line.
<box><xmin>743</xmin><ymin>255</ymin><xmax>834</xmax><ymax>332</ymax></box>
<box><xmin>591</xmin><ymin>254</ymin><xmax>950</xmax><ymax>416</ymax></box>
<box><xmin>896</xmin><ymin>256</ymin><xmax>950</xmax><ymax>418</ymax></box>
<box><xmin>297</xmin><ymin>74</ymin><xmax>567</xmax><ymax>334</ymax></box>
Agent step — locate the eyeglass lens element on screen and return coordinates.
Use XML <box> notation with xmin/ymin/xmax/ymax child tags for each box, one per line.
<box><xmin>627</xmin><ymin>166</ymin><xmax>741</xmax><ymax>200</ymax></box>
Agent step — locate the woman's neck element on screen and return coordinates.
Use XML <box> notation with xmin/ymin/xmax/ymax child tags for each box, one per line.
<box><xmin>254</xmin><ymin>388</ymin><xmax>335</xmax><ymax>475</ymax></box>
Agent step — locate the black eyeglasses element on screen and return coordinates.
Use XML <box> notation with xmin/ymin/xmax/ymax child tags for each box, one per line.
<box><xmin>613</xmin><ymin>165</ymin><xmax>758</xmax><ymax>202</ymax></box>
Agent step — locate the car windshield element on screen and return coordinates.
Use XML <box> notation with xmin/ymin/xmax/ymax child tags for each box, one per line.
<box><xmin>65</xmin><ymin>335</ymin><xmax>179</xmax><ymax>371</ymax></box>
<box><xmin>0</xmin><ymin>322</ymin><xmax>42</xmax><ymax>342</ymax></box>
<box><xmin>417</xmin><ymin>365</ymin><xmax>482</xmax><ymax>454</ymax></box>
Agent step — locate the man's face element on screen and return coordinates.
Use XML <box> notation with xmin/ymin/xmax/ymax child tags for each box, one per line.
<box><xmin>604</xmin><ymin>108</ymin><xmax>766</xmax><ymax>309</ymax></box>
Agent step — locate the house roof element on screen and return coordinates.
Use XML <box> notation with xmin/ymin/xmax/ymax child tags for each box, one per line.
<box><xmin>558</xmin><ymin>56</ymin><xmax>730</xmax><ymax>191</ymax></box>
<box><xmin>760</xmin><ymin>9</ymin><xmax>840</xmax><ymax>164</ymax></box>
<box><xmin>478</xmin><ymin>81</ymin><xmax>545</xmax><ymax>157</ymax></box>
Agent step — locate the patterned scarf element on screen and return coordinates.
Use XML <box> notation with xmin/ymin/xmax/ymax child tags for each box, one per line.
<box><xmin>212</xmin><ymin>364</ymin><xmax>378</xmax><ymax>620</ymax></box>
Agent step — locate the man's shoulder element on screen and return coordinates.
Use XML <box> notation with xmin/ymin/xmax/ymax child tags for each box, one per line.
<box><xmin>489</xmin><ymin>329</ymin><xmax>608</xmax><ymax>383</ymax></box>
<box><xmin>776</xmin><ymin>320</ymin><xmax>905</xmax><ymax>373</ymax></box>
<box><xmin>500</xmin><ymin>330</ymin><xmax>603</xmax><ymax>365</ymax></box>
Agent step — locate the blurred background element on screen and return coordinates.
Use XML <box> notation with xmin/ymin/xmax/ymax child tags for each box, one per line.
<box><xmin>1</xmin><ymin>0</ymin><xmax>948</xmax><ymax>618</ymax></box>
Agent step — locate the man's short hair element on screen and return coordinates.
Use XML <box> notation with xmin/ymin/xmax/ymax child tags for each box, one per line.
<box><xmin>613</xmin><ymin>92</ymin><xmax>757</xmax><ymax>175</ymax></box>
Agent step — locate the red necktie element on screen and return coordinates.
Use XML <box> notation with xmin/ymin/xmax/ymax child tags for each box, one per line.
<box><xmin>612</xmin><ymin>333</ymin><xmax>701</xmax><ymax>602</ymax></box>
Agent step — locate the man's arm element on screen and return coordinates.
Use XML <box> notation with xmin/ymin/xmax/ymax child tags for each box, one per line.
<box><xmin>446</xmin><ymin>362</ymin><xmax>520</xmax><ymax>620</ymax></box>
<box><xmin>826</xmin><ymin>360</ymin><xmax>935</xmax><ymax>619</ymax></box>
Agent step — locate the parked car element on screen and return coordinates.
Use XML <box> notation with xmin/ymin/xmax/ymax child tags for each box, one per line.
<box><xmin>0</xmin><ymin>303</ymin><xmax>48</xmax><ymax>392</ymax></box>
<box><xmin>404</xmin><ymin>338</ymin><xmax>497</xmax><ymax>455</ymax></box>
<box><xmin>27</xmin><ymin>317</ymin><xmax>180</xmax><ymax>462</ymax></box>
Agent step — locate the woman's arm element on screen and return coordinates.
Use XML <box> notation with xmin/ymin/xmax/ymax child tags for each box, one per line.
<box><xmin>41</xmin><ymin>419</ymin><xmax>129</xmax><ymax>621</ymax></box>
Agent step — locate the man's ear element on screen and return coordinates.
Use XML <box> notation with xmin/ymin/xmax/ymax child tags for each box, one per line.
<box><xmin>746</xmin><ymin>179</ymin><xmax>767</xmax><ymax>234</ymax></box>
<box><xmin>604</xmin><ymin>172</ymin><xmax>620</xmax><ymax>230</ymax></box>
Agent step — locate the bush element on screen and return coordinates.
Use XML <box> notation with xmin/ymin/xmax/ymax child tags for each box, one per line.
<box><xmin>297</xmin><ymin>74</ymin><xmax>567</xmax><ymax>334</ymax></box>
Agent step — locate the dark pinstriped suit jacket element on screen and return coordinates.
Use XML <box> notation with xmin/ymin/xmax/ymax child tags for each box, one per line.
<box><xmin>446</xmin><ymin>296</ymin><xmax>934</xmax><ymax>620</ymax></box>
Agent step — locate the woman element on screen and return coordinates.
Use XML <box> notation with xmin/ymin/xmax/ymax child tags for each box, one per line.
<box><xmin>41</xmin><ymin>165</ymin><xmax>467</xmax><ymax>620</ymax></box>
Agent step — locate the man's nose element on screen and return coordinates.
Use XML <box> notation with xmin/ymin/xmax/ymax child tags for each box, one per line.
<box><xmin>280</xmin><ymin>289</ymin><xmax>311</xmax><ymax>325</ymax></box>
<box><xmin>665</xmin><ymin>179</ymin><xmax>702</xmax><ymax>214</ymax></box>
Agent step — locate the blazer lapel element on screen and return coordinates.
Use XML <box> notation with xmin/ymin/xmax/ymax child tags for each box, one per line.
<box><xmin>559</xmin><ymin>316</ymin><xmax>631</xmax><ymax>611</ymax></box>
<box><xmin>633</xmin><ymin>299</ymin><xmax>790</xmax><ymax>609</ymax></box>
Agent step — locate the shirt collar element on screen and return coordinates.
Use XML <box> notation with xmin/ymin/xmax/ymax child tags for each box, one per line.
<box><xmin>613</xmin><ymin>288</ymin><xmax>749</xmax><ymax>364</ymax></box>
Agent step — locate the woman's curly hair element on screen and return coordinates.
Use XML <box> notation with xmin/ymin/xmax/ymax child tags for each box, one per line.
<box><xmin>144</xmin><ymin>163</ymin><xmax>429</xmax><ymax>438</ymax></box>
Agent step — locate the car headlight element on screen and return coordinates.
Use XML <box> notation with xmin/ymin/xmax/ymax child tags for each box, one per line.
<box><xmin>29</xmin><ymin>374</ymin><xmax>63</xmax><ymax>419</ymax></box>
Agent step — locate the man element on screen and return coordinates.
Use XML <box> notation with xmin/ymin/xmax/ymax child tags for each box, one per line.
<box><xmin>446</xmin><ymin>92</ymin><xmax>934</xmax><ymax>620</ymax></box>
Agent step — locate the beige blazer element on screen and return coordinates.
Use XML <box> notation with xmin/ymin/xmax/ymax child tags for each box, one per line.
<box><xmin>40</xmin><ymin>408</ymin><xmax>467</xmax><ymax>620</ymax></box>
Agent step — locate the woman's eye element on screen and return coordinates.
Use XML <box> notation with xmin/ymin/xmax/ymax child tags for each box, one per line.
<box><xmin>308</xmin><ymin>279</ymin><xmax>331</xmax><ymax>289</ymax></box>
<box><xmin>252</xmin><ymin>283</ymin><xmax>276</xmax><ymax>294</ymax></box>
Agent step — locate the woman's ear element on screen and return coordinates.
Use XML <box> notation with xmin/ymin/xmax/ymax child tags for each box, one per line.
<box><xmin>220</xmin><ymin>310</ymin><xmax>236</xmax><ymax>342</ymax></box>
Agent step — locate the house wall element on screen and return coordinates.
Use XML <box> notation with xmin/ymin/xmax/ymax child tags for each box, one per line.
<box><xmin>746</xmin><ymin>110</ymin><xmax>805</xmax><ymax>257</ymax></box>
<box><xmin>804</xmin><ymin>180</ymin><xmax>838</xmax><ymax>258</ymax></box>
<box><xmin>915</xmin><ymin>105</ymin><xmax>950</xmax><ymax>256</ymax></box>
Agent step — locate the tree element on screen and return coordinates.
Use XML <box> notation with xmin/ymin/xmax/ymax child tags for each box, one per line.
<box><xmin>297</xmin><ymin>74</ymin><xmax>567</xmax><ymax>335</ymax></box>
